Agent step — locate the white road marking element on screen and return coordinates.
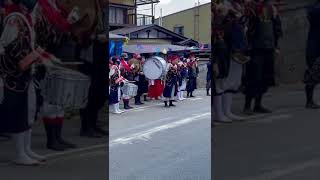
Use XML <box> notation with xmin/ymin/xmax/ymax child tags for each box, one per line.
<box><xmin>189</xmin><ymin>97</ymin><xmax>203</xmax><ymax>101</ymax></box>
<box><xmin>242</xmin><ymin>159</ymin><xmax>320</xmax><ymax>180</ymax></box>
<box><xmin>45</xmin><ymin>144</ymin><xmax>107</xmax><ymax>159</ymax></box>
<box><xmin>109</xmin><ymin>112</ymin><xmax>211</xmax><ymax>147</ymax></box>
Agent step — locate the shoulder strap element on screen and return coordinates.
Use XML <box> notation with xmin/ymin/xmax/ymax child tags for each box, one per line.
<box><xmin>4</xmin><ymin>12</ymin><xmax>35</xmax><ymax>50</ymax></box>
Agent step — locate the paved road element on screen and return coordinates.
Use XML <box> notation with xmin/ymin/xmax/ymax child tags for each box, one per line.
<box><xmin>0</xmin><ymin>147</ymin><xmax>107</xmax><ymax>180</ymax></box>
<box><xmin>0</xmin><ymin>109</ymin><xmax>108</xmax><ymax>180</ymax></box>
<box><xmin>213</xmin><ymin>87</ymin><xmax>320</xmax><ymax>180</ymax></box>
<box><xmin>109</xmin><ymin>91</ymin><xmax>211</xmax><ymax>180</ymax></box>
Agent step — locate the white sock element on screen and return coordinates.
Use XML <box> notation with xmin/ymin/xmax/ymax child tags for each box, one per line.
<box><xmin>113</xmin><ymin>103</ymin><xmax>122</xmax><ymax>114</ymax></box>
<box><xmin>24</xmin><ymin>129</ymin><xmax>46</xmax><ymax>161</ymax></box>
<box><xmin>222</xmin><ymin>93</ymin><xmax>244</xmax><ymax>120</ymax></box>
<box><xmin>177</xmin><ymin>92</ymin><xmax>181</xmax><ymax>100</ymax></box>
<box><xmin>213</xmin><ymin>95</ymin><xmax>231</xmax><ymax>122</ymax></box>
<box><xmin>116</xmin><ymin>103</ymin><xmax>124</xmax><ymax>113</ymax></box>
<box><xmin>14</xmin><ymin>132</ymin><xmax>39</xmax><ymax>165</ymax></box>
<box><xmin>181</xmin><ymin>91</ymin><xmax>185</xmax><ymax>99</ymax></box>
<box><xmin>112</xmin><ymin>104</ymin><xmax>118</xmax><ymax>113</ymax></box>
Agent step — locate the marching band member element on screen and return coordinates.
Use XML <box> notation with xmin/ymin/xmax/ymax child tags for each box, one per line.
<box><xmin>304</xmin><ymin>0</ymin><xmax>320</xmax><ymax>109</ymax></box>
<box><xmin>32</xmin><ymin>0</ymin><xmax>82</xmax><ymax>147</ymax></box>
<box><xmin>131</xmin><ymin>54</ymin><xmax>145</xmax><ymax>105</ymax></box>
<box><xmin>207</xmin><ymin>59</ymin><xmax>212</xmax><ymax>96</ymax></box>
<box><xmin>163</xmin><ymin>55</ymin><xmax>179</xmax><ymax>107</ymax></box>
<box><xmin>243</xmin><ymin>0</ymin><xmax>282</xmax><ymax>114</ymax></box>
<box><xmin>0</xmin><ymin>0</ymin><xmax>46</xmax><ymax>165</ymax></box>
<box><xmin>110</xmin><ymin>57</ymin><xmax>125</xmax><ymax>114</ymax></box>
<box><xmin>148</xmin><ymin>78</ymin><xmax>165</xmax><ymax>100</ymax></box>
<box><xmin>177</xmin><ymin>58</ymin><xmax>188</xmax><ymax>101</ymax></box>
<box><xmin>120</xmin><ymin>53</ymin><xmax>134</xmax><ymax>109</ymax></box>
<box><xmin>212</xmin><ymin>0</ymin><xmax>248</xmax><ymax>122</ymax></box>
<box><xmin>141</xmin><ymin>56</ymin><xmax>150</xmax><ymax>102</ymax></box>
<box><xmin>186</xmin><ymin>54</ymin><xmax>198</xmax><ymax>98</ymax></box>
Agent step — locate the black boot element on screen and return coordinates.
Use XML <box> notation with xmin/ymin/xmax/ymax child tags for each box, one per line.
<box><xmin>135</xmin><ymin>96</ymin><xmax>144</xmax><ymax>105</ymax></box>
<box><xmin>207</xmin><ymin>89</ymin><xmax>210</xmax><ymax>96</ymax></box>
<box><xmin>164</xmin><ymin>101</ymin><xmax>168</xmax><ymax>107</ymax></box>
<box><xmin>243</xmin><ymin>95</ymin><xmax>254</xmax><ymax>115</ymax></box>
<box><xmin>44</xmin><ymin>124</ymin><xmax>66</xmax><ymax>151</ymax></box>
<box><xmin>123</xmin><ymin>99</ymin><xmax>133</xmax><ymax>109</ymax></box>
<box><xmin>305</xmin><ymin>85</ymin><xmax>320</xmax><ymax>109</ymax></box>
<box><xmin>94</xmin><ymin>127</ymin><xmax>109</xmax><ymax>136</ymax></box>
<box><xmin>190</xmin><ymin>92</ymin><xmax>195</xmax><ymax>97</ymax></box>
<box><xmin>144</xmin><ymin>95</ymin><xmax>148</xmax><ymax>101</ymax></box>
<box><xmin>187</xmin><ymin>92</ymin><xmax>190</xmax><ymax>97</ymax></box>
<box><xmin>169</xmin><ymin>100</ymin><xmax>176</xmax><ymax>107</ymax></box>
<box><xmin>55</xmin><ymin>123</ymin><xmax>77</xmax><ymax>149</ymax></box>
<box><xmin>254</xmin><ymin>95</ymin><xmax>272</xmax><ymax>113</ymax></box>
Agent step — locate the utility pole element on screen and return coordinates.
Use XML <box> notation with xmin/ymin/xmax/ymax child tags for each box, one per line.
<box><xmin>194</xmin><ymin>0</ymin><xmax>200</xmax><ymax>41</ymax></box>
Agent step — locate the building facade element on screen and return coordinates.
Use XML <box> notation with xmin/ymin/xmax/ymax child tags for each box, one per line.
<box><xmin>109</xmin><ymin>0</ymin><xmax>159</xmax><ymax>31</ymax></box>
<box><xmin>156</xmin><ymin>2</ymin><xmax>211</xmax><ymax>46</ymax></box>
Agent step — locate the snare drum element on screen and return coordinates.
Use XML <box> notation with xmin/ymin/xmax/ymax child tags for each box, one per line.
<box><xmin>41</xmin><ymin>66</ymin><xmax>91</xmax><ymax>109</ymax></box>
<box><xmin>143</xmin><ymin>56</ymin><xmax>167</xmax><ymax>80</ymax></box>
<box><xmin>121</xmin><ymin>82</ymin><xmax>138</xmax><ymax>97</ymax></box>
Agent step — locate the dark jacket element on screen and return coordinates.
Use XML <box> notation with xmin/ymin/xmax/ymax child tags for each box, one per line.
<box><xmin>248</xmin><ymin>4</ymin><xmax>282</xmax><ymax>50</ymax></box>
<box><xmin>306</xmin><ymin>3</ymin><xmax>320</xmax><ymax>67</ymax></box>
<box><xmin>213</xmin><ymin>38</ymin><xmax>230</xmax><ymax>79</ymax></box>
<box><xmin>207</xmin><ymin>61</ymin><xmax>212</xmax><ymax>81</ymax></box>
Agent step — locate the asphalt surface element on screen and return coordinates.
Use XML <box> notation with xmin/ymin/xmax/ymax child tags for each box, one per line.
<box><xmin>0</xmin><ymin>108</ymin><xmax>108</xmax><ymax>180</ymax></box>
<box><xmin>109</xmin><ymin>91</ymin><xmax>211</xmax><ymax>180</ymax></box>
<box><xmin>0</xmin><ymin>148</ymin><xmax>108</xmax><ymax>180</ymax></box>
<box><xmin>213</xmin><ymin>87</ymin><xmax>320</xmax><ymax>180</ymax></box>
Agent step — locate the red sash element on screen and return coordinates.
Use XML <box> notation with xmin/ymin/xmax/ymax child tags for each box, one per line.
<box><xmin>121</xmin><ymin>60</ymin><xmax>131</xmax><ymax>72</ymax></box>
<box><xmin>38</xmin><ymin>0</ymin><xmax>71</xmax><ymax>32</ymax></box>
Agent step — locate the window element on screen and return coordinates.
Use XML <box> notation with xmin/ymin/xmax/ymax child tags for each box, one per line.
<box><xmin>109</xmin><ymin>6</ymin><xmax>127</xmax><ymax>24</ymax></box>
<box><xmin>174</xmin><ymin>26</ymin><xmax>184</xmax><ymax>36</ymax></box>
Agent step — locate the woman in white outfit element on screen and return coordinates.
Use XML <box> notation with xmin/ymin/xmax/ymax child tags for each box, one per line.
<box><xmin>177</xmin><ymin>60</ymin><xmax>188</xmax><ymax>101</ymax></box>
<box><xmin>212</xmin><ymin>0</ymin><xmax>248</xmax><ymax>123</ymax></box>
<box><xmin>0</xmin><ymin>0</ymin><xmax>46</xmax><ymax>165</ymax></box>
<box><xmin>109</xmin><ymin>58</ymin><xmax>125</xmax><ymax>114</ymax></box>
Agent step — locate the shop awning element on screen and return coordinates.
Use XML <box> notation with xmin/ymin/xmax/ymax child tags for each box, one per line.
<box><xmin>123</xmin><ymin>44</ymin><xmax>193</xmax><ymax>54</ymax></box>
<box><xmin>109</xmin><ymin>33</ymin><xmax>128</xmax><ymax>41</ymax></box>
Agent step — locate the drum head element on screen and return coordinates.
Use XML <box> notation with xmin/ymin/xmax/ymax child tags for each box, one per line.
<box><xmin>143</xmin><ymin>59</ymin><xmax>163</xmax><ymax>79</ymax></box>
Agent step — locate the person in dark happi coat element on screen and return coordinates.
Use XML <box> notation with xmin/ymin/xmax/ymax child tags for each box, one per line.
<box><xmin>163</xmin><ymin>55</ymin><xmax>179</xmax><ymax>107</ymax></box>
<box><xmin>304</xmin><ymin>0</ymin><xmax>320</xmax><ymax>109</ymax></box>
<box><xmin>132</xmin><ymin>54</ymin><xmax>146</xmax><ymax>105</ymax></box>
<box><xmin>120</xmin><ymin>53</ymin><xmax>134</xmax><ymax>109</ymax></box>
<box><xmin>206</xmin><ymin>59</ymin><xmax>212</xmax><ymax>96</ymax></box>
<box><xmin>186</xmin><ymin>54</ymin><xmax>198</xmax><ymax>97</ymax></box>
<box><xmin>243</xmin><ymin>0</ymin><xmax>282</xmax><ymax>115</ymax></box>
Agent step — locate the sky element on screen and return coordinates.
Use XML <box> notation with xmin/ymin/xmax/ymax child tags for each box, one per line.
<box><xmin>137</xmin><ymin>0</ymin><xmax>211</xmax><ymax>18</ymax></box>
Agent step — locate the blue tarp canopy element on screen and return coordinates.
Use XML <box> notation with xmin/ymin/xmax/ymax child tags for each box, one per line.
<box><xmin>109</xmin><ymin>33</ymin><xmax>128</xmax><ymax>57</ymax></box>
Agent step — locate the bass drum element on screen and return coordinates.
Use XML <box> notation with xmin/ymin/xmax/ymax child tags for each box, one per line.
<box><xmin>143</xmin><ymin>56</ymin><xmax>167</xmax><ymax>80</ymax></box>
